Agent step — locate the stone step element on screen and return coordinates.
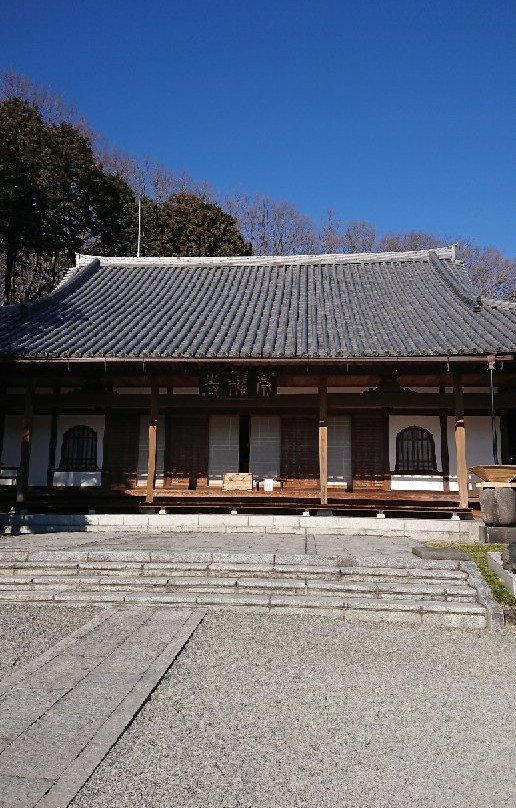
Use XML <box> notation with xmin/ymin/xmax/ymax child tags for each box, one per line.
<box><xmin>0</xmin><ymin>588</ymin><xmax>487</xmax><ymax>628</ymax></box>
<box><xmin>0</xmin><ymin>573</ymin><xmax>478</xmax><ymax>602</ymax></box>
<box><xmin>0</xmin><ymin>567</ymin><xmax>476</xmax><ymax>588</ymax></box>
<box><xmin>0</xmin><ymin>550</ymin><xmax>468</xmax><ymax>572</ymax></box>
<box><xmin>0</xmin><ymin>558</ymin><xmax>469</xmax><ymax>581</ymax></box>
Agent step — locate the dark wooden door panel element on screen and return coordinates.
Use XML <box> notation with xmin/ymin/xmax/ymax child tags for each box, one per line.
<box><xmin>103</xmin><ymin>412</ymin><xmax>140</xmax><ymax>489</ymax></box>
<box><xmin>352</xmin><ymin>414</ymin><xmax>386</xmax><ymax>489</ymax></box>
<box><xmin>281</xmin><ymin>415</ymin><xmax>318</xmax><ymax>480</ymax></box>
<box><xmin>165</xmin><ymin>414</ymin><xmax>209</xmax><ymax>488</ymax></box>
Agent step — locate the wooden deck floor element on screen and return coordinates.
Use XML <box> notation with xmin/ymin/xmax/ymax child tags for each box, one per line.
<box><xmin>0</xmin><ymin>484</ymin><xmax>478</xmax><ymax>515</ymax></box>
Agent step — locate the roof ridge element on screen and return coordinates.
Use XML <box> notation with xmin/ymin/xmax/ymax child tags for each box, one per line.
<box><xmin>428</xmin><ymin>250</ymin><xmax>478</xmax><ymax>307</ymax></box>
<box><xmin>480</xmin><ymin>297</ymin><xmax>516</xmax><ymax>310</ymax></box>
<box><xmin>0</xmin><ymin>259</ymin><xmax>100</xmax><ymax>314</ymax></box>
<box><xmin>75</xmin><ymin>247</ymin><xmax>455</xmax><ymax>268</ymax></box>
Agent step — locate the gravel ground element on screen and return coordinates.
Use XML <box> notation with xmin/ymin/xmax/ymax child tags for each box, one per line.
<box><xmin>0</xmin><ymin>604</ymin><xmax>100</xmax><ymax>678</ymax></box>
<box><xmin>72</xmin><ymin>613</ymin><xmax>516</xmax><ymax>808</ymax></box>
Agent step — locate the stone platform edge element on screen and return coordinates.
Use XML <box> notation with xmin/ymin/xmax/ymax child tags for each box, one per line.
<box><xmin>0</xmin><ymin>513</ymin><xmax>484</xmax><ymax>541</ymax></box>
<box><xmin>487</xmin><ymin>552</ymin><xmax>516</xmax><ymax>596</ymax></box>
<box><xmin>0</xmin><ymin>547</ymin><xmax>503</xmax><ymax>630</ymax></box>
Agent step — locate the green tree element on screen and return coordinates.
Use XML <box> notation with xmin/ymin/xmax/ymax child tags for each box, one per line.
<box><xmin>0</xmin><ymin>97</ymin><xmax>137</xmax><ymax>303</ymax></box>
<box><xmin>146</xmin><ymin>192</ymin><xmax>251</xmax><ymax>257</ymax></box>
<box><xmin>0</xmin><ymin>98</ymin><xmax>48</xmax><ymax>302</ymax></box>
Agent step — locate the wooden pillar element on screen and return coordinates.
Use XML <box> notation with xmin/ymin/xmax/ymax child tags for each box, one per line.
<box><xmin>319</xmin><ymin>378</ymin><xmax>328</xmax><ymax>506</ymax></box>
<box><xmin>146</xmin><ymin>382</ymin><xmax>159</xmax><ymax>504</ymax></box>
<box><xmin>382</xmin><ymin>408</ymin><xmax>391</xmax><ymax>491</ymax></box>
<box><xmin>46</xmin><ymin>385</ymin><xmax>59</xmax><ymax>488</ymax></box>
<box><xmin>453</xmin><ymin>376</ymin><xmax>468</xmax><ymax>509</ymax></box>
<box><xmin>16</xmin><ymin>380</ymin><xmax>34</xmax><ymax>505</ymax></box>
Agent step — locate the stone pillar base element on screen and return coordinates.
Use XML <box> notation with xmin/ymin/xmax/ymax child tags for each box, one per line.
<box><xmin>486</xmin><ymin>526</ymin><xmax>516</xmax><ymax>544</ymax></box>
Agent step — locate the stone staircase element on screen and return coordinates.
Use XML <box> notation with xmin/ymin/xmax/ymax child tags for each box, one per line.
<box><xmin>0</xmin><ymin>548</ymin><xmax>503</xmax><ymax>630</ymax></box>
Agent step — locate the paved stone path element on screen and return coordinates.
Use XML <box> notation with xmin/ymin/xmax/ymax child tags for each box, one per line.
<box><xmin>0</xmin><ymin>530</ymin><xmax>422</xmax><ymax>559</ymax></box>
<box><xmin>0</xmin><ymin>606</ymin><xmax>205</xmax><ymax>808</ymax></box>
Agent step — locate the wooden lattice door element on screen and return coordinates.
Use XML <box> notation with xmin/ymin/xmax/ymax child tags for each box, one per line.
<box><xmin>351</xmin><ymin>414</ymin><xmax>387</xmax><ymax>489</ymax></box>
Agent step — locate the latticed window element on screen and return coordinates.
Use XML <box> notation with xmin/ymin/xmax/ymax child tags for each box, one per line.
<box><xmin>60</xmin><ymin>426</ymin><xmax>98</xmax><ymax>471</ymax></box>
<box><xmin>395</xmin><ymin>426</ymin><xmax>437</xmax><ymax>473</ymax></box>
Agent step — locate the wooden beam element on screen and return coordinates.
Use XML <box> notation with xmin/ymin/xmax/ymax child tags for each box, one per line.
<box><xmin>2</xmin><ymin>390</ymin><xmax>516</xmax><ymax>412</ymax></box>
<box><xmin>319</xmin><ymin>378</ymin><xmax>328</xmax><ymax>506</ymax></box>
<box><xmin>146</xmin><ymin>382</ymin><xmax>159</xmax><ymax>503</ymax></box>
<box><xmin>16</xmin><ymin>380</ymin><xmax>34</xmax><ymax>505</ymax></box>
<box><xmin>453</xmin><ymin>376</ymin><xmax>468</xmax><ymax>509</ymax></box>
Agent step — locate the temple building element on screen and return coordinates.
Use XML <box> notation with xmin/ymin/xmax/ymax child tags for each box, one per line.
<box><xmin>0</xmin><ymin>246</ymin><xmax>515</xmax><ymax>515</ymax></box>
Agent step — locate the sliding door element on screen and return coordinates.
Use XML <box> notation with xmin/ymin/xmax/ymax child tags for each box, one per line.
<box><xmin>208</xmin><ymin>415</ymin><xmax>239</xmax><ymax>483</ymax></box>
<box><xmin>249</xmin><ymin>416</ymin><xmax>281</xmax><ymax>477</ymax></box>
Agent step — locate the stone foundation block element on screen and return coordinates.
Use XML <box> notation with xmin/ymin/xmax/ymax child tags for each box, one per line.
<box><xmin>196</xmin><ymin>593</ymin><xmax>270</xmax><ymax>606</ymax></box>
<box><xmin>149</xmin><ymin>551</ymin><xmax>212</xmax><ymax>564</ymax></box>
<box><xmin>275</xmin><ymin>564</ymin><xmax>340</xmax><ymax>575</ymax></box>
<box><xmin>171</xmin><ymin>576</ymin><xmax>236</xmax><ymax>589</ymax></box>
<box><xmin>345</xmin><ymin>609</ymin><xmax>421</xmax><ymax>624</ymax></box>
<box><xmin>237</xmin><ymin>577</ymin><xmax>302</xmax><ymax>591</ymax></box>
<box><xmin>122</xmin><ymin>592</ymin><xmax>199</xmax><ymax>604</ymax></box>
<box><xmin>486</xmin><ymin>526</ymin><xmax>516</xmax><ymax>544</ymax></box>
<box><xmin>211</xmin><ymin>552</ymin><xmax>274</xmax><ymax>565</ymax></box>
<box><xmin>487</xmin><ymin>553</ymin><xmax>516</xmax><ymax>596</ymax></box>
<box><xmin>0</xmin><ymin>590</ymin><xmax>54</xmax><ymax>601</ymax></box>
<box><xmin>53</xmin><ymin>591</ymin><xmax>125</xmax><ymax>602</ymax></box>
<box><xmin>269</xmin><ymin>606</ymin><xmax>343</xmax><ymax>618</ymax></box>
<box><xmin>269</xmin><ymin>594</ymin><xmax>344</xmax><ymax>609</ymax></box>
<box><xmin>421</xmin><ymin>612</ymin><xmax>486</xmax><ymax>629</ymax></box>
<box><xmin>87</xmin><ymin>551</ymin><xmax>151</xmax><ymax>563</ymax></box>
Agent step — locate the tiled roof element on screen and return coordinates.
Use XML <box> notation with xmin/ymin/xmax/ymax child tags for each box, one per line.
<box><xmin>0</xmin><ymin>248</ymin><xmax>515</xmax><ymax>360</ymax></box>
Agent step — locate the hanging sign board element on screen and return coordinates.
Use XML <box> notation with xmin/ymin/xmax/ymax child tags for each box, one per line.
<box><xmin>200</xmin><ymin>371</ymin><xmax>276</xmax><ymax>399</ymax></box>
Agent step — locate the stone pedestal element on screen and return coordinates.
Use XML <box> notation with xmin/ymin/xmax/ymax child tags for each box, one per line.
<box><xmin>486</xmin><ymin>525</ymin><xmax>516</xmax><ymax>544</ymax></box>
<box><xmin>477</xmin><ymin>483</ymin><xmax>516</xmax><ymax>543</ymax></box>
<box><xmin>478</xmin><ymin>483</ymin><xmax>516</xmax><ymax>525</ymax></box>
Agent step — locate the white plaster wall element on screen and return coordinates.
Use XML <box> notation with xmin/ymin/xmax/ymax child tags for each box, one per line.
<box><xmin>53</xmin><ymin>415</ymin><xmax>105</xmax><ymax>487</ymax></box>
<box><xmin>28</xmin><ymin>415</ymin><xmax>51</xmax><ymax>486</ymax></box>
<box><xmin>1</xmin><ymin>415</ymin><xmax>23</xmax><ymax>467</ymax></box>
<box><xmin>389</xmin><ymin>415</ymin><xmax>443</xmax><ymax>491</ymax></box>
<box><xmin>390</xmin><ymin>475</ymin><xmax>445</xmax><ymax>491</ymax></box>
<box><xmin>447</xmin><ymin>415</ymin><xmax>502</xmax><ymax>491</ymax></box>
<box><xmin>137</xmin><ymin>415</ymin><xmax>165</xmax><ymax>486</ymax></box>
<box><xmin>0</xmin><ymin>415</ymin><xmax>23</xmax><ymax>484</ymax></box>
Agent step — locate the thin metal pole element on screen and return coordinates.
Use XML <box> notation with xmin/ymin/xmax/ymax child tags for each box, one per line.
<box><xmin>489</xmin><ymin>362</ymin><xmax>499</xmax><ymax>464</ymax></box>
<box><xmin>136</xmin><ymin>197</ymin><xmax>142</xmax><ymax>258</ymax></box>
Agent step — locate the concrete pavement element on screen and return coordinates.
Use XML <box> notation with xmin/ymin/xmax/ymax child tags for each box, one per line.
<box><xmin>0</xmin><ymin>606</ymin><xmax>204</xmax><ymax>808</ymax></box>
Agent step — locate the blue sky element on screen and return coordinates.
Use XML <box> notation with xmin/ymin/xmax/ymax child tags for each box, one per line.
<box><xmin>2</xmin><ymin>0</ymin><xmax>515</xmax><ymax>254</ymax></box>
